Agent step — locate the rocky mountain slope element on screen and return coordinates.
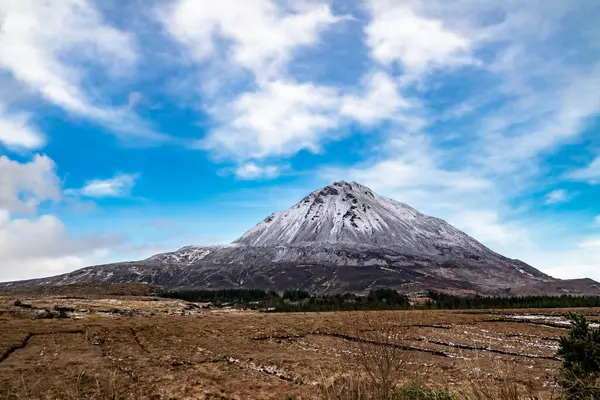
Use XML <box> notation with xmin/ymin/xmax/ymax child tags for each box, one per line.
<box><xmin>2</xmin><ymin>181</ymin><xmax>599</xmax><ymax>296</ymax></box>
<box><xmin>234</xmin><ymin>182</ymin><xmax>490</xmax><ymax>253</ymax></box>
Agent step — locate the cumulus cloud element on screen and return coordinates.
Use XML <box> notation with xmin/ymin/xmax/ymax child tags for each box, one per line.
<box><xmin>66</xmin><ymin>173</ymin><xmax>139</xmax><ymax>198</ymax></box>
<box><xmin>340</xmin><ymin>72</ymin><xmax>412</xmax><ymax>125</ymax></box>
<box><xmin>0</xmin><ymin>211</ymin><xmax>119</xmax><ymax>281</ymax></box>
<box><xmin>365</xmin><ymin>0</ymin><xmax>476</xmax><ymax>74</ymax></box>
<box><xmin>0</xmin><ymin>155</ymin><xmax>122</xmax><ymax>282</ymax></box>
<box><xmin>201</xmin><ymin>80</ymin><xmax>341</xmax><ymax>159</ymax></box>
<box><xmin>200</xmin><ymin>72</ymin><xmax>417</xmax><ymax>162</ymax></box>
<box><xmin>160</xmin><ymin>0</ymin><xmax>353</xmax><ymax>163</ymax></box>
<box><xmin>158</xmin><ymin>0</ymin><xmax>343</xmax><ymax>82</ymax></box>
<box><xmin>0</xmin><ymin>106</ymin><xmax>45</xmax><ymax>150</ymax></box>
<box><xmin>0</xmin><ymin>154</ymin><xmax>60</xmax><ymax>214</ymax></box>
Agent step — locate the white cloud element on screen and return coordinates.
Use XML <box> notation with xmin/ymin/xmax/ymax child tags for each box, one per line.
<box><xmin>477</xmin><ymin>62</ymin><xmax>600</xmax><ymax>173</ymax></box>
<box><xmin>348</xmin><ymin>157</ymin><xmax>490</xmax><ymax>192</ymax></box>
<box><xmin>341</xmin><ymin>72</ymin><xmax>412</xmax><ymax>125</ymax></box>
<box><xmin>567</xmin><ymin>157</ymin><xmax>600</xmax><ymax>184</ymax></box>
<box><xmin>0</xmin><ymin>106</ymin><xmax>45</xmax><ymax>150</ymax></box>
<box><xmin>0</xmin><ymin>209</ymin><xmax>117</xmax><ymax>281</ymax></box>
<box><xmin>0</xmin><ymin>154</ymin><xmax>60</xmax><ymax>214</ymax></box>
<box><xmin>234</xmin><ymin>163</ymin><xmax>282</xmax><ymax>180</ymax></box>
<box><xmin>67</xmin><ymin>173</ymin><xmax>139</xmax><ymax>198</ymax></box>
<box><xmin>159</xmin><ymin>0</ymin><xmax>357</xmax><ymax>163</ymax></box>
<box><xmin>365</xmin><ymin>0</ymin><xmax>475</xmax><ymax>73</ymax></box>
<box><xmin>544</xmin><ymin>189</ymin><xmax>570</xmax><ymax>205</ymax></box>
<box><xmin>0</xmin><ymin>212</ymin><xmax>113</xmax><ymax>264</ymax></box>
<box><xmin>363</xmin><ymin>1</ymin><xmax>600</xmax><ymax>177</ymax></box>
<box><xmin>0</xmin><ymin>155</ymin><xmax>120</xmax><ymax>282</ymax></box>
<box><xmin>449</xmin><ymin>210</ymin><xmax>532</xmax><ymax>249</ymax></box>
<box><xmin>200</xmin><ymin>72</ymin><xmax>416</xmax><ymax>161</ymax></box>
<box><xmin>579</xmin><ymin>239</ymin><xmax>600</xmax><ymax>248</ymax></box>
<box><xmin>338</xmin><ymin>136</ymin><xmax>492</xmax><ymax>193</ymax></box>
<box><xmin>201</xmin><ymin>80</ymin><xmax>342</xmax><ymax>159</ymax></box>
<box><xmin>0</xmin><ymin>0</ymin><xmax>161</xmax><ymax>140</ymax></box>
<box><xmin>158</xmin><ymin>0</ymin><xmax>343</xmax><ymax>82</ymax></box>
<box><xmin>411</xmin><ymin>2</ymin><xmax>599</xmax><ymax>174</ymax></box>
<box><xmin>200</xmin><ymin>70</ymin><xmax>417</xmax><ymax>161</ymax></box>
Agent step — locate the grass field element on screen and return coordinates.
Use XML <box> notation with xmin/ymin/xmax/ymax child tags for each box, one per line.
<box><xmin>0</xmin><ymin>291</ymin><xmax>590</xmax><ymax>399</ymax></box>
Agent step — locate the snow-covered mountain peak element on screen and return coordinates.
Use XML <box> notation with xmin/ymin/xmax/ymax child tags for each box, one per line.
<box><xmin>293</xmin><ymin>180</ymin><xmax>417</xmax><ymax>215</ymax></box>
<box><xmin>3</xmin><ymin>180</ymin><xmax>563</xmax><ymax>294</ymax></box>
<box><xmin>233</xmin><ymin>181</ymin><xmax>487</xmax><ymax>253</ymax></box>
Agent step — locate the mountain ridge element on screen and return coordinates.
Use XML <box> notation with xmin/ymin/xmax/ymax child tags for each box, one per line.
<box><xmin>1</xmin><ymin>181</ymin><xmax>597</xmax><ymax>296</ymax></box>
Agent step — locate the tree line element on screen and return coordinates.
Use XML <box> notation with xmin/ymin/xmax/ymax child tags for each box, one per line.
<box><xmin>427</xmin><ymin>291</ymin><xmax>600</xmax><ymax>309</ymax></box>
<box><xmin>158</xmin><ymin>288</ymin><xmax>600</xmax><ymax>312</ymax></box>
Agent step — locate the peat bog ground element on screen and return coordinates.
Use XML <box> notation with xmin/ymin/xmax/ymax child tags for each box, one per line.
<box><xmin>0</xmin><ymin>290</ymin><xmax>592</xmax><ymax>399</ymax></box>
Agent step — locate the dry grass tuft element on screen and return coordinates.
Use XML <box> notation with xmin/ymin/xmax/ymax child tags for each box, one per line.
<box><xmin>2</xmin><ymin>370</ymin><xmax>147</xmax><ymax>400</ymax></box>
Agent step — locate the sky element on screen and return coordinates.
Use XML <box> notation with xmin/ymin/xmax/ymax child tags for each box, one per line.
<box><xmin>1</xmin><ymin>0</ymin><xmax>600</xmax><ymax>282</ymax></box>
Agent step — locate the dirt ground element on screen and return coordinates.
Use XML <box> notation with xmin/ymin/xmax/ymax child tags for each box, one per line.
<box><xmin>0</xmin><ymin>292</ymin><xmax>593</xmax><ymax>399</ymax></box>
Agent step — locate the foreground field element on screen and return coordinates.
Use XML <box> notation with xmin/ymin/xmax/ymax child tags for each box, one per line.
<box><xmin>0</xmin><ymin>293</ymin><xmax>593</xmax><ymax>399</ymax></box>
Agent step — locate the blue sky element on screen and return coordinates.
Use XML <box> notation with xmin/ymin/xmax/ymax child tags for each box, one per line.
<box><xmin>1</xmin><ymin>0</ymin><xmax>600</xmax><ymax>282</ymax></box>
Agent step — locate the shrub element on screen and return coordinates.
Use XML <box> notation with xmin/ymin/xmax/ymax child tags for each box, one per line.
<box><xmin>557</xmin><ymin>312</ymin><xmax>600</xmax><ymax>398</ymax></box>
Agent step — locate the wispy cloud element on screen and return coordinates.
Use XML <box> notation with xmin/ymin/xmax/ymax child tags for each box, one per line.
<box><xmin>567</xmin><ymin>157</ymin><xmax>600</xmax><ymax>184</ymax></box>
<box><xmin>544</xmin><ymin>189</ymin><xmax>571</xmax><ymax>205</ymax></box>
<box><xmin>579</xmin><ymin>239</ymin><xmax>600</xmax><ymax>248</ymax></box>
<box><xmin>234</xmin><ymin>163</ymin><xmax>283</xmax><ymax>180</ymax></box>
<box><xmin>66</xmin><ymin>173</ymin><xmax>139</xmax><ymax>198</ymax></box>
<box><xmin>0</xmin><ymin>0</ymin><xmax>163</xmax><ymax>142</ymax></box>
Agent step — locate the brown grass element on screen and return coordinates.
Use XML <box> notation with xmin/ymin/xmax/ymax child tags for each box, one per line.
<box><xmin>0</xmin><ymin>292</ymin><xmax>582</xmax><ymax>399</ymax></box>
<box><xmin>315</xmin><ymin>311</ymin><xmax>563</xmax><ymax>400</ymax></box>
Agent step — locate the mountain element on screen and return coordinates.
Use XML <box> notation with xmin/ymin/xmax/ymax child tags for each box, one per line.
<box><xmin>2</xmin><ymin>181</ymin><xmax>599</xmax><ymax>296</ymax></box>
<box><xmin>234</xmin><ymin>181</ymin><xmax>490</xmax><ymax>252</ymax></box>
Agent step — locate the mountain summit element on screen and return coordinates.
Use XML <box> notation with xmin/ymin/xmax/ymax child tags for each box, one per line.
<box><xmin>235</xmin><ymin>181</ymin><xmax>488</xmax><ymax>254</ymax></box>
<box><xmin>3</xmin><ymin>181</ymin><xmax>599</xmax><ymax>296</ymax></box>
